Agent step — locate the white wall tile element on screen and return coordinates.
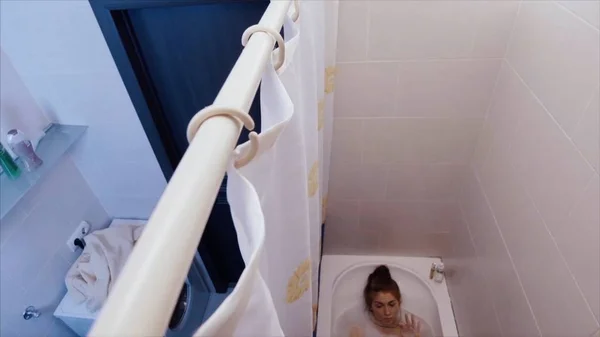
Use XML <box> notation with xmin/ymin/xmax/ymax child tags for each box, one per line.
<box><xmin>337</xmin><ymin>1</ymin><xmax>368</xmax><ymax>62</ymax></box>
<box><xmin>0</xmin><ymin>1</ymin><xmax>117</xmax><ymax>75</ymax></box>
<box><xmin>359</xmin><ymin>201</ymin><xmax>460</xmax><ymax>234</ymax></box>
<box><xmin>460</xmin><ymin>170</ymin><xmax>541</xmax><ymax>337</ymax></box>
<box><xmin>330</xmin><ymin>0</ymin><xmax>518</xmax><ymax>267</ymax></box>
<box><xmin>396</xmin><ymin>59</ymin><xmax>501</xmax><ymax>118</ymax></box>
<box><xmin>362</xmin><ymin>118</ymin><xmax>482</xmax><ymax>165</ymax></box>
<box><xmin>329</xmin><ymin>164</ymin><xmax>387</xmax><ymax>201</ymax></box>
<box><xmin>334</xmin><ymin>62</ymin><xmax>398</xmax><ymax>118</ymax></box>
<box><xmin>554</xmin><ymin>174</ymin><xmax>600</xmax><ymax>321</ymax></box>
<box><xmin>367</xmin><ymin>1</ymin><xmax>473</xmax><ymax>60</ymax></box>
<box><xmin>0</xmin><ymin>159</ymin><xmax>109</xmax><ymax>336</ymax></box>
<box><xmin>445</xmin><ymin>251</ymin><xmax>501</xmax><ymax>337</ymax></box>
<box><xmin>469</xmin><ymin>40</ymin><xmax>600</xmax><ymax>333</ymax></box>
<box><xmin>498</xmin><ymin>196</ymin><xmax>598</xmax><ymax>336</ymax></box>
<box><xmin>0</xmin><ymin>207</ymin><xmax>27</xmax><ymax>248</ymax></box>
<box><xmin>506</xmin><ymin>1</ymin><xmax>600</xmax><ymax>136</ymax></box>
<box><xmin>471</xmin><ymin>1</ymin><xmax>520</xmax><ymax>58</ymax></box>
<box><xmin>0</xmin><ymin>1</ymin><xmax>167</xmax><ymax>220</ymax></box>
<box><xmin>0</xmin><ymin>273</ymin><xmax>26</xmax><ymax>334</ymax></box>
<box><xmin>471</xmin><ymin>62</ymin><xmax>527</xmax><ymax>172</ymax></box>
<box><xmin>323</xmin><ymin>200</ymin><xmax>360</xmax><ymax>254</ymax></box>
<box><xmin>0</xmin><ymin>49</ymin><xmax>49</xmax><ymax>151</ymax></box>
<box><xmin>12</xmin><ymin>255</ymin><xmax>73</xmax><ymax>337</ymax></box>
<box><xmin>386</xmin><ymin>164</ymin><xmax>464</xmax><ymax>201</ymax></box>
<box><xmin>330</xmin><ymin>119</ymin><xmax>362</xmax><ymax>167</ymax></box>
<box><xmin>510</xmin><ymin>83</ymin><xmax>595</xmax><ymax>242</ymax></box>
<box><xmin>96</xmin><ymin>194</ymin><xmax>159</xmax><ymax>220</ymax></box>
<box><xmin>559</xmin><ymin>0</ymin><xmax>600</xmax><ymax>29</ymax></box>
<box><xmin>377</xmin><ymin>232</ymin><xmax>452</xmax><ymax>258</ymax></box>
<box><xmin>330</xmin><ymin>0</ymin><xmax>600</xmax><ymax>335</ymax></box>
<box><xmin>572</xmin><ymin>88</ymin><xmax>600</xmax><ymax>172</ymax></box>
<box><xmin>27</xmin><ymin>255</ymin><xmax>71</xmax><ymax>315</ymax></box>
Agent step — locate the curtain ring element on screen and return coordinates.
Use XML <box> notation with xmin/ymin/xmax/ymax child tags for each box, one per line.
<box><xmin>186</xmin><ymin>106</ymin><xmax>255</xmax><ymax>142</ymax></box>
<box><xmin>234</xmin><ymin>131</ymin><xmax>259</xmax><ymax>169</ymax></box>
<box><xmin>291</xmin><ymin>0</ymin><xmax>300</xmax><ymax>22</ymax></box>
<box><xmin>186</xmin><ymin>106</ymin><xmax>260</xmax><ymax>168</ymax></box>
<box><xmin>241</xmin><ymin>25</ymin><xmax>285</xmax><ymax>71</ymax></box>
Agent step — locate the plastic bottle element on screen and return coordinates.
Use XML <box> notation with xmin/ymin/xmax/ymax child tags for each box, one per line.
<box><xmin>0</xmin><ymin>143</ymin><xmax>21</xmax><ymax>180</ymax></box>
<box><xmin>434</xmin><ymin>263</ymin><xmax>445</xmax><ymax>283</ymax></box>
<box><xmin>7</xmin><ymin>129</ymin><xmax>43</xmax><ymax>172</ymax></box>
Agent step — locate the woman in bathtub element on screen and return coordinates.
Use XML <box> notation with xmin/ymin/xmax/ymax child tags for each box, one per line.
<box><xmin>349</xmin><ymin>265</ymin><xmax>432</xmax><ymax>337</ymax></box>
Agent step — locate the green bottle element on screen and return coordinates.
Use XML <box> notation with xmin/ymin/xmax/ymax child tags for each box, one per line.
<box><xmin>0</xmin><ymin>143</ymin><xmax>21</xmax><ymax>180</ymax></box>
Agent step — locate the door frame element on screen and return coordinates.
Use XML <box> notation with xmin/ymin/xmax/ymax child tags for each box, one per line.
<box><xmin>89</xmin><ymin>0</ymin><xmax>185</xmax><ymax>178</ymax></box>
<box><xmin>89</xmin><ymin>0</ymin><xmax>255</xmax><ymax>292</ymax></box>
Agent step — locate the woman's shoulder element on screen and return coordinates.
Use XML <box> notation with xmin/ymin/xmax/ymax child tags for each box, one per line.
<box><xmin>349</xmin><ymin>325</ymin><xmax>365</xmax><ymax>337</ymax></box>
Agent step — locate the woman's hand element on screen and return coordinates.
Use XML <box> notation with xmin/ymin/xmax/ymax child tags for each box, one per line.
<box><xmin>401</xmin><ymin>313</ymin><xmax>421</xmax><ymax>337</ymax></box>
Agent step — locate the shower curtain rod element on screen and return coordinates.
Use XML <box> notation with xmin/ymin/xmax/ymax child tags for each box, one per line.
<box><xmin>90</xmin><ymin>1</ymin><xmax>294</xmax><ymax>335</ymax></box>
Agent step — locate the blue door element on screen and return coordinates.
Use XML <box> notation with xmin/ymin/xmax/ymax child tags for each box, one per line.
<box><xmin>90</xmin><ymin>0</ymin><xmax>269</xmax><ymax>292</ymax></box>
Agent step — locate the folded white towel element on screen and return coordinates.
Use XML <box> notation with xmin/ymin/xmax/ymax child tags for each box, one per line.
<box><xmin>65</xmin><ymin>223</ymin><xmax>144</xmax><ymax>312</ymax></box>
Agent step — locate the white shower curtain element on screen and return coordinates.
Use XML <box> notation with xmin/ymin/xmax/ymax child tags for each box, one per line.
<box><xmin>194</xmin><ymin>2</ymin><xmax>338</xmax><ymax>336</ymax></box>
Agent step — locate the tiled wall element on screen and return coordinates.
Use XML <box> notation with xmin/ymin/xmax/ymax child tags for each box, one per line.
<box><xmin>0</xmin><ymin>159</ymin><xmax>111</xmax><ymax>337</ymax></box>
<box><xmin>0</xmin><ymin>0</ymin><xmax>166</xmax><ymax>218</ymax></box>
<box><xmin>454</xmin><ymin>1</ymin><xmax>599</xmax><ymax>336</ymax></box>
<box><xmin>324</xmin><ymin>1</ymin><xmax>519</xmax><ymax>256</ymax></box>
<box><xmin>0</xmin><ymin>50</ymin><xmax>48</xmax><ymax>150</ymax></box>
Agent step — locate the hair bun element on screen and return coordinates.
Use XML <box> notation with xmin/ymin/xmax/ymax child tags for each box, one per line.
<box><xmin>370</xmin><ymin>265</ymin><xmax>392</xmax><ymax>281</ymax></box>
<box><xmin>364</xmin><ymin>264</ymin><xmax>401</xmax><ymax>311</ymax></box>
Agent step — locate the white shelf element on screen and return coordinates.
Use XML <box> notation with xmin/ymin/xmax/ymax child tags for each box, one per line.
<box><xmin>0</xmin><ymin>124</ymin><xmax>87</xmax><ymax>219</ymax></box>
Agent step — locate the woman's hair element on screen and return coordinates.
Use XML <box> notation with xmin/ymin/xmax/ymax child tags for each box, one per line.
<box><xmin>363</xmin><ymin>265</ymin><xmax>401</xmax><ymax>310</ymax></box>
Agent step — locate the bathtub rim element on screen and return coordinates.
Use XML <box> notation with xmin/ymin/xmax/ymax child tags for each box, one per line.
<box><xmin>316</xmin><ymin>254</ymin><xmax>458</xmax><ymax>337</ymax></box>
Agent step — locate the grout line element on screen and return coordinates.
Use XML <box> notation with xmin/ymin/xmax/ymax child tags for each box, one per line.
<box><xmin>504</xmin><ymin>59</ymin><xmax>598</xmax><ymax>174</ymax></box>
<box><xmin>382</xmin><ymin>166</ymin><xmax>390</xmax><ymax>200</ymax></box>
<box><xmin>523</xmin><ymin>172</ymin><xmax>600</xmax><ymax>327</ymax></box>
<box><xmin>336</xmin><ymin>57</ymin><xmax>504</xmax><ymax>65</ymax></box>
<box><xmin>503</xmin><ymin>0</ymin><xmax>523</xmax><ymax>60</ymax></box>
<box><xmin>393</xmin><ymin>56</ymin><xmax>401</xmax><ymax>117</ymax></box>
<box><xmin>570</xmin><ymin>85</ymin><xmax>600</xmax><ymax>172</ymax></box>
<box><xmin>365</xmin><ymin>0</ymin><xmax>371</xmax><ymax>61</ymax></box>
<box><xmin>566</xmin><ymin>174</ymin><xmax>597</xmax><ymax>220</ymax></box>
<box><xmin>334</xmin><ymin>116</ymin><xmax>484</xmax><ymax>120</ymax></box>
<box><xmin>457</xmin><ymin>202</ymin><xmax>505</xmax><ymax>337</ymax></box>
<box><xmin>0</xmin><ymin>212</ymin><xmax>27</xmax><ymax>251</ymax></box>
<box><xmin>358</xmin><ymin>120</ymin><xmax>364</xmax><ymax>165</ymax></box>
<box><xmin>466</xmin><ymin>59</ymin><xmax>505</xmax><ymax>170</ymax></box>
<box><xmin>470</xmin><ymin>0</ymin><xmax>522</xmax><ymax>172</ymax></box>
<box><xmin>22</xmin><ymin>252</ymin><xmax>60</xmax><ymax>299</ymax></box>
<box><xmin>481</xmin><ymin>61</ymin><xmax>599</xmax><ymax>327</ymax></box>
<box><xmin>473</xmin><ymin>169</ymin><xmax>544</xmax><ymax>337</ymax></box>
<box><xmin>554</xmin><ymin>1</ymin><xmax>600</xmax><ymax>33</ymax></box>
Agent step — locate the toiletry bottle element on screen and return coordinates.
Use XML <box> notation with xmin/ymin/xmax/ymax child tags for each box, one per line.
<box><xmin>429</xmin><ymin>263</ymin><xmax>436</xmax><ymax>279</ymax></box>
<box><xmin>7</xmin><ymin>129</ymin><xmax>43</xmax><ymax>172</ymax></box>
<box><xmin>434</xmin><ymin>263</ymin><xmax>445</xmax><ymax>283</ymax></box>
<box><xmin>0</xmin><ymin>143</ymin><xmax>21</xmax><ymax>180</ymax></box>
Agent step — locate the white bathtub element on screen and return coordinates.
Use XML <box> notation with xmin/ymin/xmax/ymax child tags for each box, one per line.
<box><xmin>317</xmin><ymin>255</ymin><xmax>458</xmax><ymax>336</ymax></box>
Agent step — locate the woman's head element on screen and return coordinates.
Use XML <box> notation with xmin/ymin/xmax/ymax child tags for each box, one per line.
<box><xmin>363</xmin><ymin>265</ymin><xmax>401</xmax><ymax>324</ymax></box>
